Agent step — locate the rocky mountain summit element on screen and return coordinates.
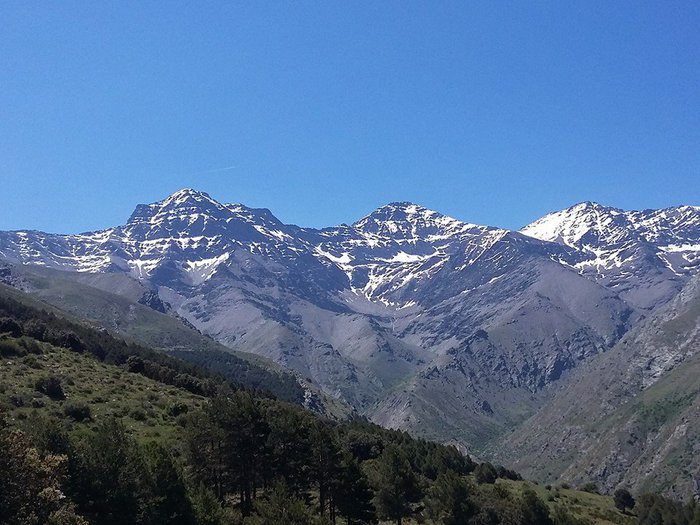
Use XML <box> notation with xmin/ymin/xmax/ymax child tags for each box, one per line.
<box><xmin>522</xmin><ymin>201</ymin><xmax>700</xmax><ymax>309</ymax></box>
<box><xmin>2</xmin><ymin>189</ymin><xmax>699</xmax><ymax>496</ymax></box>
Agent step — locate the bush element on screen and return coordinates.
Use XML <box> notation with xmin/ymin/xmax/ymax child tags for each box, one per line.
<box><xmin>130</xmin><ymin>407</ymin><xmax>148</xmax><ymax>421</ymax></box>
<box><xmin>496</xmin><ymin>464</ymin><xmax>521</xmax><ymax>480</ymax></box>
<box><xmin>35</xmin><ymin>375</ymin><xmax>66</xmax><ymax>400</ymax></box>
<box><xmin>63</xmin><ymin>401</ymin><xmax>92</xmax><ymax>422</ymax></box>
<box><xmin>9</xmin><ymin>394</ymin><xmax>27</xmax><ymax>407</ymax></box>
<box><xmin>474</xmin><ymin>462</ymin><xmax>498</xmax><ymax>484</ymax></box>
<box><xmin>168</xmin><ymin>401</ymin><xmax>189</xmax><ymax>417</ymax></box>
<box><xmin>0</xmin><ymin>338</ymin><xmax>26</xmax><ymax>357</ymax></box>
<box><xmin>580</xmin><ymin>482</ymin><xmax>599</xmax><ymax>494</ymax></box>
<box><xmin>50</xmin><ymin>330</ymin><xmax>85</xmax><ymax>352</ymax></box>
<box><xmin>23</xmin><ymin>355</ymin><xmax>42</xmax><ymax>369</ymax></box>
<box><xmin>30</xmin><ymin>398</ymin><xmax>46</xmax><ymax>408</ymax></box>
<box><xmin>18</xmin><ymin>337</ymin><xmax>42</xmax><ymax>354</ymax></box>
<box><xmin>520</xmin><ymin>488</ymin><xmax>554</xmax><ymax>525</ymax></box>
<box><xmin>0</xmin><ymin>317</ymin><xmax>22</xmax><ymax>337</ymax></box>
<box><xmin>23</xmin><ymin>318</ymin><xmax>48</xmax><ymax>339</ymax></box>
<box><xmin>613</xmin><ymin>488</ymin><xmax>635</xmax><ymax>513</ymax></box>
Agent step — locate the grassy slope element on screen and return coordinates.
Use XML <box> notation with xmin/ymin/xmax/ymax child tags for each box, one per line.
<box><xmin>0</xmin><ymin>342</ymin><xmax>205</xmax><ymax>444</ymax></box>
<box><xmin>497</xmin><ymin>479</ymin><xmax>636</xmax><ymax>525</ymax></box>
<box><xmin>9</xmin><ymin>264</ymin><xmax>246</xmax><ymax>355</ymax></box>
<box><xmin>373</xmin><ymin>479</ymin><xmax>634</xmax><ymax>525</ymax></box>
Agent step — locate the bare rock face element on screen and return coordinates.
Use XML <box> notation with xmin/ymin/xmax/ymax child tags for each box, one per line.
<box><xmin>1</xmin><ymin>189</ymin><xmax>700</xmax><ymax>495</ymax></box>
<box><xmin>494</xmin><ymin>273</ymin><xmax>700</xmax><ymax>500</ymax></box>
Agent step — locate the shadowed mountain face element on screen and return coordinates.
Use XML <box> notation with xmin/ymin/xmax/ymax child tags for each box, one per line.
<box><xmin>1</xmin><ymin>190</ymin><xmax>699</xmax><ymax>464</ymax></box>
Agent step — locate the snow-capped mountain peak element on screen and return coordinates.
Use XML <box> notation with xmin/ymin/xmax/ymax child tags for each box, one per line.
<box><xmin>353</xmin><ymin>202</ymin><xmax>489</xmax><ymax>243</ymax></box>
<box><xmin>1</xmin><ymin>191</ymin><xmax>699</xmax><ymax>310</ymax></box>
<box><xmin>521</xmin><ymin>201</ymin><xmax>700</xmax><ymax>308</ymax></box>
<box><xmin>127</xmin><ymin>188</ymin><xmax>226</xmax><ymax>225</ymax></box>
<box><xmin>520</xmin><ymin>201</ymin><xmax>626</xmax><ymax>247</ymax></box>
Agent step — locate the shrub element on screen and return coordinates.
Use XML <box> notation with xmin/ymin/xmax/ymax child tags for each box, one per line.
<box><xmin>520</xmin><ymin>488</ymin><xmax>554</xmax><ymax>525</ymax></box>
<box><xmin>23</xmin><ymin>318</ymin><xmax>48</xmax><ymax>339</ymax></box>
<box><xmin>30</xmin><ymin>398</ymin><xmax>46</xmax><ymax>408</ymax></box>
<box><xmin>10</xmin><ymin>394</ymin><xmax>27</xmax><ymax>407</ymax></box>
<box><xmin>50</xmin><ymin>330</ymin><xmax>85</xmax><ymax>352</ymax></box>
<box><xmin>474</xmin><ymin>462</ymin><xmax>498</xmax><ymax>484</ymax></box>
<box><xmin>0</xmin><ymin>338</ymin><xmax>26</xmax><ymax>357</ymax></box>
<box><xmin>130</xmin><ymin>407</ymin><xmax>148</xmax><ymax>421</ymax></box>
<box><xmin>496</xmin><ymin>465</ymin><xmax>522</xmax><ymax>481</ymax></box>
<box><xmin>580</xmin><ymin>482</ymin><xmax>599</xmax><ymax>494</ymax></box>
<box><xmin>168</xmin><ymin>401</ymin><xmax>189</xmax><ymax>417</ymax></box>
<box><xmin>23</xmin><ymin>355</ymin><xmax>42</xmax><ymax>369</ymax></box>
<box><xmin>613</xmin><ymin>488</ymin><xmax>635</xmax><ymax>513</ymax></box>
<box><xmin>18</xmin><ymin>337</ymin><xmax>42</xmax><ymax>354</ymax></box>
<box><xmin>0</xmin><ymin>317</ymin><xmax>22</xmax><ymax>337</ymax></box>
<box><xmin>63</xmin><ymin>401</ymin><xmax>92</xmax><ymax>422</ymax></box>
<box><xmin>35</xmin><ymin>376</ymin><xmax>66</xmax><ymax>400</ymax></box>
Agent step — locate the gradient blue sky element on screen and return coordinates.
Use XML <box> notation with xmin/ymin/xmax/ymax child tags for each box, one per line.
<box><xmin>2</xmin><ymin>1</ymin><xmax>699</xmax><ymax>233</ymax></box>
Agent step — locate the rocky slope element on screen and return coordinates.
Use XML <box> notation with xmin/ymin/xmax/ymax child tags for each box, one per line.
<box><xmin>494</xmin><ymin>273</ymin><xmax>700</xmax><ymax>500</ymax></box>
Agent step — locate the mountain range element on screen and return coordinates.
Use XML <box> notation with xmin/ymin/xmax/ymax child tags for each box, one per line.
<box><xmin>1</xmin><ymin>188</ymin><xmax>699</xmax><ymax>498</ymax></box>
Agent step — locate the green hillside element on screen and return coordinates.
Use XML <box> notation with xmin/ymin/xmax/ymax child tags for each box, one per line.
<box><xmin>1</xmin><ymin>344</ymin><xmax>204</xmax><ymax>444</ymax></box>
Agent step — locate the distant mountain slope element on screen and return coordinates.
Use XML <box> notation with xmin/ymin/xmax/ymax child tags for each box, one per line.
<box><xmin>1</xmin><ymin>189</ymin><xmax>699</xmax><ymax>476</ymax></box>
<box><xmin>495</xmin><ymin>274</ymin><xmax>700</xmax><ymax>500</ymax></box>
<box><xmin>522</xmin><ymin>202</ymin><xmax>700</xmax><ymax>309</ymax></box>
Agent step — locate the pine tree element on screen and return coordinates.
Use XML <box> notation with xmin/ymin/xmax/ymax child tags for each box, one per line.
<box><xmin>69</xmin><ymin>419</ymin><xmax>146</xmax><ymax>525</ymax></box>
<box><xmin>248</xmin><ymin>482</ymin><xmax>318</xmax><ymax>525</ymax></box>
<box><xmin>371</xmin><ymin>444</ymin><xmax>420</xmax><ymax>525</ymax></box>
<box><xmin>266</xmin><ymin>405</ymin><xmax>313</xmax><ymax>496</ymax></box>
<box><xmin>210</xmin><ymin>393</ymin><xmax>270</xmax><ymax>513</ymax></box>
<box><xmin>424</xmin><ymin>471</ymin><xmax>477</xmax><ymax>525</ymax></box>
<box><xmin>183</xmin><ymin>409</ymin><xmax>230</xmax><ymax>499</ymax></box>
<box><xmin>188</xmin><ymin>484</ymin><xmax>229</xmax><ymax>525</ymax></box>
<box><xmin>335</xmin><ymin>454</ymin><xmax>376</xmax><ymax>525</ymax></box>
<box><xmin>142</xmin><ymin>443</ymin><xmax>195</xmax><ymax>525</ymax></box>
<box><xmin>613</xmin><ymin>488</ymin><xmax>635</xmax><ymax>514</ymax></box>
<box><xmin>310</xmin><ymin>421</ymin><xmax>342</xmax><ymax>519</ymax></box>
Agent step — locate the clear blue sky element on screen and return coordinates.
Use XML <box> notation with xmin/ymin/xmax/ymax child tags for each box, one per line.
<box><xmin>2</xmin><ymin>1</ymin><xmax>698</xmax><ymax>233</ymax></box>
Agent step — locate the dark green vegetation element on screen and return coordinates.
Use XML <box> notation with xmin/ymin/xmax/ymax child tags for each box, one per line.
<box><xmin>635</xmin><ymin>494</ymin><xmax>700</xmax><ymax>524</ymax></box>
<box><xmin>0</xmin><ymin>286</ymin><xmax>659</xmax><ymax>524</ymax></box>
